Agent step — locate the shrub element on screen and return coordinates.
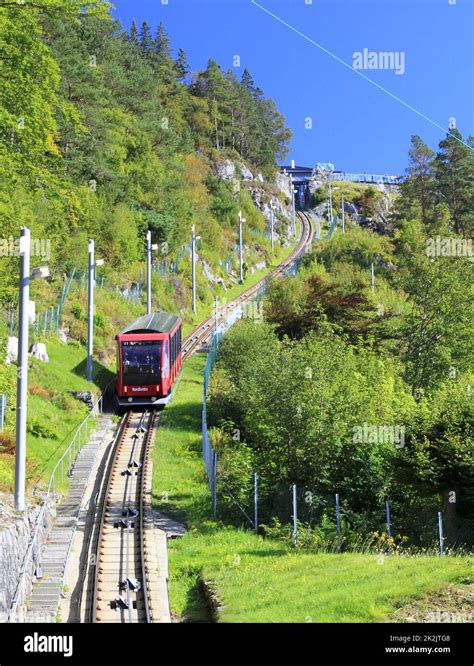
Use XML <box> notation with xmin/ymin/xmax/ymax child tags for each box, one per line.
<box><xmin>0</xmin><ymin>431</ymin><xmax>15</xmax><ymax>455</ymax></box>
<box><xmin>71</xmin><ymin>303</ymin><xmax>84</xmax><ymax>320</ymax></box>
<box><xmin>93</xmin><ymin>312</ymin><xmax>108</xmax><ymax>330</ymax></box>
<box><xmin>52</xmin><ymin>392</ymin><xmax>77</xmax><ymax>413</ymax></box>
<box><xmin>29</xmin><ymin>383</ymin><xmax>52</xmax><ymax>400</ymax></box>
<box><xmin>27</xmin><ymin>419</ymin><xmax>59</xmax><ymax>440</ymax></box>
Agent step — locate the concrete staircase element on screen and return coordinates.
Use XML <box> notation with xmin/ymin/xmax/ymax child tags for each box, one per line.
<box><xmin>25</xmin><ymin>415</ymin><xmax>113</xmax><ymax>622</ymax></box>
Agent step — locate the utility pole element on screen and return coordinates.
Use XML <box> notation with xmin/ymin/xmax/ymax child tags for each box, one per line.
<box><xmin>87</xmin><ymin>240</ymin><xmax>104</xmax><ymax>383</ymax></box>
<box><xmin>341</xmin><ymin>192</ymin><xmax>345</xmax><ymax>234</ymax></box>
<box><xmin>386</xmin><ymin>501</ymin><xmax>391</xmax><ymax>541</ymax></box>
<box><xmin>371</xmin><ymin>262</ymin><xmax>375</xmax><ymax>292</ymax></box>
<box><xmin>214</xmin><ymin>295</ymin><xmax>218</xmax><ymax>335</ymax></box>
<box><xmin>191</xmin><ymin>225</ymin><xmax>196</xmax><ymax>314</ymax></box>
<box><xmin>254</xmin><ymin>472</ymin><xmax>259</xmax><ymax>535</ymax></box>
<box><xmin>146</xmin><ymin>230</ymin><xmax>158</xmax><ymax>316</ymax></box>
<box><xmin>146</xmin><ymin>230</ymin><xmax>152</xmax><ymax>315</ymax></box>
<box><xmin>328</xmin><ymin>179</ymin><xmax>333</xmax><ymax>224</ymax></box>
<box><xmin>270</xmin><ymin>200</ymin><xmax>274</xmax><ymax>252</ymax></box>
<box><xmin>291</xmin><ymin>183</ymin><xmax>296</xmax><ymax>236</ymax></box>
<box><xmin>238</xmin><ymin>210</ymin><xmax>245</xmax><ymax>284</ymax></box>
<box><xmin>15</xmin><ymin>228</ymin><xmax>49</xmax><ymax>512</ymax></box>
<box><xmin>336</xmin><ymin>493</ymin><xmax>342</xmax><ymax>552</ymax></box>
<box><xmin>14</xmin><ymin>228</ymin><xmax>30</xmax><ymax>513</ymax></box>
<box><xmin>293</xmin><ymin>484</ymin><xmax>298</xmax><ymax>547</ymax></box>
<box><xmin>87</xmin><ymin>240</ymin><xmax>94</xmax><ymax>383</ymax></box>
<box><xmin>438</xmin><ymin>511</ymin><xmax>445</xmax><ymax>557</ymax></box>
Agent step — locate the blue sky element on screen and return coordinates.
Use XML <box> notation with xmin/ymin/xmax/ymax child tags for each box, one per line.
<box><xmin>111</xmin><ymin>0</ymin><xmax>473</xmax><ymax>175</ymax></box>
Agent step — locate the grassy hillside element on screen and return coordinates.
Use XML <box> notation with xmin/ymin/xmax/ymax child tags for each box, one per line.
<box><xmin>0</xmin><ymin>337</ymin><xmax>107</xmax><ymax>495</ymax></box>
<box><xmin>171</xmin><ymin>532</ymin><xmax>471</xmax><ymax>623</ymax></box>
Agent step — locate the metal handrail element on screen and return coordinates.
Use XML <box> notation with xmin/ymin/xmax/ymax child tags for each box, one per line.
<box><xmin>330</xmin><ymin>172</ymin><xmax>403</xmax><ymax>184</ymax></box>
<box><xmin>48</xmin><ymin>393</ymin><xmax>104</xmax><ymax>498</ymax></box>
<box><xmin>7</xmin><ymin>388</ymin><xmax>109</xmax><ymax>622</ymax></box>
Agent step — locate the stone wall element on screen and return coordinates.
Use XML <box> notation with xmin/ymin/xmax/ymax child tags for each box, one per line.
<box><xmin>0</xmin><ymin>494</ymin><xmax>54</xmax><ymax>622</ymax></box>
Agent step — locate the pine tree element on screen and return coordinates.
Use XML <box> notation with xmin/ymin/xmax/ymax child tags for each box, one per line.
<box><xmin>154</xmin><ymin>22</ymin><xmax>172</xmax><ymax>66</ymax></box>
<box><xmin>401</xmin><ymin>135</ymin><xmax>436</xmax><ymax>227</ymax></box>
<box><xmin>139</xmin><ymin>21</ymin><xmax>153</xmax><ymax>55</ymax></box>
<box><xmin>129</xmin><ymin>19</ymin><xmax>139</xmax><ymax>47</ymax></box>
<box><xmin>435</xmin><ymin>130</ymin><xmax>474</xmax><ymax>236</ymax></box>
<box><xmin>175</xmin><ymin>47</ymin><xmax>190</xmax><ymax>81</ymax></box>
<box><xmin>239</xmin><ymin>69</ymin><xmax>259</xmax><ymax>162</ymax></box>
<box><xmin>241</xmin><ymin>68</ymin><xmax>255</xmax><ymax>94</ymax></box>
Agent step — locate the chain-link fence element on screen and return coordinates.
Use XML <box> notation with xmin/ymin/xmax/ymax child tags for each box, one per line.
<box><xmin>201</xmin><ymin>314</ymin><xmax>449</xmax><ymax>556</ymax></box>
<box><xmin>202</xmin><ymin>332</ymin><xmax>220</xmax><ymax>516</ymax></box>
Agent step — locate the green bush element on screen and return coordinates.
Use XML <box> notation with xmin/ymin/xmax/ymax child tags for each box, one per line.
<box><xmin>27</xmin><ymin>419</ymin><xmax>59</xmax><ymax>440</ymax></box>
<box><xmin>52</xmin><ymin>392</ymin><xmax>77</xmax><ymax>413</ymax></box>
<box><xmin>71</xmin><ymin>303</ymin><xmax>84</xmax><ymax>320</ymax></box>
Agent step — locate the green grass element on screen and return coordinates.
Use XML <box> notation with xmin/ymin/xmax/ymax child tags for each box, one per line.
<box><xmin>153</xmin><ymin>354</ymin><xmax>211</xmax><ymax>530</ymax></box>
<box><xmin>169</xmin><ymin>531</ymin><xmax>472</xmax><ymax>623</ymax></box>
<box><xmin>152</xmin><ymin>348</ymin><xmax>473</xmax><ymax>623</ymax></box>
<box><xmin>0</xmin><ymin>337</ymin><xmax>109</xmax><ymax>495</ymax></box>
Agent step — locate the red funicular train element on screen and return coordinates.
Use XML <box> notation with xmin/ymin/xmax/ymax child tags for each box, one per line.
<box><xmin>116</xmin><ymin>312</ymin><xmax>182</xmax><ymax>407</ymax></box>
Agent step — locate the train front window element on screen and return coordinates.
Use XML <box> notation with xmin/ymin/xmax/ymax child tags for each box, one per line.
<box><xmin>121</xmin><ymin>340</ymin><xmax>162</xmax><ymax>385</ymax></box>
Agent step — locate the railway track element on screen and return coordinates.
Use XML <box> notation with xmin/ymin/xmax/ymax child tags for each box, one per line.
<box><xmin>88</xmin><ymin>210</ymin><xmax>313</xmax><ymax>623</ymax></box>
<box><xmin>182</xmin><ymin>211</ymin><xmax>313</xmax><ymax>357</ymax></box>
<box><xmin>91</xmin><ymin>410</ymin><xmax>158</xmax><ymax>623</ymax></box>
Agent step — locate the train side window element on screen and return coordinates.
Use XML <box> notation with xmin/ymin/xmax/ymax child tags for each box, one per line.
<box><xmin>163</xmin><ymin>340</ymin><xmax>169</xmax><ymax>379</ymax></box>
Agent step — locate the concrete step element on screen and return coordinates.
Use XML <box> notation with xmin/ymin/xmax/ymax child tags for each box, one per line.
<box><xmin>30</xmin><ymin>590</ymin><xmax>62</xmax><ymax>597</ymax></box>
<box><xmin>48</xmin><ymin>529</ymin><xmax>75</xmax><ymax>536</ymax></box>
<box><xmin>29</xmin><ymin>596</ymin><xmax>61</xmax><ymax>604</ymax></box>
<box><xmin>28</xmin><ymin>602</ymin><xmax>59</xmax><ymax>610</ymax></box>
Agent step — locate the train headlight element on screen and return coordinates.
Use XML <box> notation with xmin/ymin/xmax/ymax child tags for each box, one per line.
<box><xmin>128</xmin><ymin>397</ymin><xmax>133</xmax><ymax>403</ymax></box>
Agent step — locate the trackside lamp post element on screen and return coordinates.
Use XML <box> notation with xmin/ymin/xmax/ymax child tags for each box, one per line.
<box><xmin>318</xmin><ymin>163</ymin><xmax>335</xmax><ymax>225</ymax></box>
<box><xmin>146</xmin><ymin>230</ymin><xmax>158</xmax><ymax>316</ymax></box>
<box><xmin>191</xmin><ymin>225</ymin><xmax>201</xmax><ymax>314</ymax></box>
<box><xmin>15</xmin><ymin>227</ymin><xmax>49</xmax><ymax>512</ymax></box>
<box><xmin>289</xmin><ymin>178</ymin><xmax>296</xmax><ymax>236</ymax></box>
<box><xmin>270</xmin><ymin>201</ymin><xmax>274</xmax><ymax>252</ymax></box>
<box><xmin>341</xmin><ymin>192</ymin><xmax>345</xmax><ymax>234</ymax></box>
<box><xmin>328</xmin><ymin>180</ymin><xmax>333</xmax><ymax>224</ymax></box>
<box><xmin>87</xmin><ymin>240</ymin><xmax>104</xmax><ymax>383</ymax></box>
<box><xmin>238</xmin><ymin>211</ymin><xmax>245</xmax><ymax>284</ymax></box>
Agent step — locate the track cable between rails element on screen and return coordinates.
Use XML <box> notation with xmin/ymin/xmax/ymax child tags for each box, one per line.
<box><xmin>91</xmin><ymin>410</ymin><xmax>157</xmax><ymax>623</ymax></box>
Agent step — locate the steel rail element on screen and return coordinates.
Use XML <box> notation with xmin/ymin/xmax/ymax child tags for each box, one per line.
<box><xmin>91</xmin><ymin>410</ymin><xmax>157</xmax><ymax>623</ymax></box>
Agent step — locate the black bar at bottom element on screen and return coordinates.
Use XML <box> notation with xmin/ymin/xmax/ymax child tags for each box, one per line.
<box><xmin>0</xmin><ymin>622</ymin><xmax>472</xmax><ymax>666</ymax></box>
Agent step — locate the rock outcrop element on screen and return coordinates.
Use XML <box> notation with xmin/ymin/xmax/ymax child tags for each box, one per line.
<box><xmin>29</xmin><ymin>343</ymin><xmax>49</xmax><ymax>363</ymax></box>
